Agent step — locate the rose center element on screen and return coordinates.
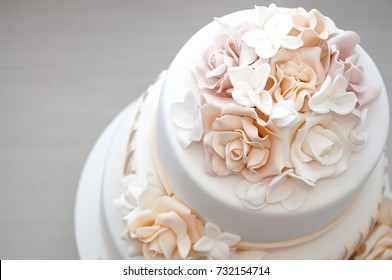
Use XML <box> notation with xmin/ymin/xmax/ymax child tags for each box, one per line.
<box><xmin>302</xmin><ymin>125</ymin><xmax>334</xmax><ymax>158</ymax></box>
<box><xmin>227</xmin><ymin>138</ymin><xmax>246</xmax><ymax>161</ymax></box>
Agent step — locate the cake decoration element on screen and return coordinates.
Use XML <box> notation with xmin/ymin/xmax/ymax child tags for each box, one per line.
<box><xmin>111</xmin><ymin>4</ymin><xmax>390</xmax><ymax>260</ymax></box>
<box><xmin>115</xmin><ymin>173</ymin><xmax>268</xmax><ymax>259</ymax></box>
<box><xmin>172</xmin><ymin>4</ymin><xmax>381</xmax><ymax>211</ymax></box>
<box><xmin>354</xmin><ymin>196</ymin><xmax>392</xmax><ymax>260</ymax></box>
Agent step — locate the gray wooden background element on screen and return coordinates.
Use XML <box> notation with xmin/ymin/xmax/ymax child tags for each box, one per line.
<box><xmin>1</xmin><ymin>0</ymin><xmax>391</xmax><ymax>259</ymax></box>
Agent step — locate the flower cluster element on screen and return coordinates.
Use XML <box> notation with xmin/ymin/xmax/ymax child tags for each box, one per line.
<box><xmin>354</xmin><ymin>196</ymin><xmax>392</xmax><ymax>260</ymax></box>
<box><xmin>115</xmin><ymin>173</ymin><xmax>267</xmax><ymax>259</ymax></box>
<box><xmin>171</xmin><ymin>4</ymin><xmax>380</xmax><ymax>211</ymax></box>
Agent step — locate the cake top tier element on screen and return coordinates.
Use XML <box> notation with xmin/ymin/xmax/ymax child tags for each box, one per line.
<box><xmin>154</xmin><ymin>4</ymin><xmax>389</xmax><ymax>244</ymax></box>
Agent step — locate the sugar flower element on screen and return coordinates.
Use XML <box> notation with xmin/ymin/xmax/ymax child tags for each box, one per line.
<box><xmin>228</xmin><ymin>64</ymin><xmax>272</xmax><ymax>115</ymax></box>
<box><xmin>193</xmin><ymin>223</ymin><xmax>240</xmax><ymax>259</ymax></box>
<box><xmin>242</xmin><ymin>13</ymin><xmax>303</xmax><ymax>59</ymax></box>
<box><xmin>308</xmin><ymin>75</ymin><xmax>357</xmax><ymax>115</ymax></box>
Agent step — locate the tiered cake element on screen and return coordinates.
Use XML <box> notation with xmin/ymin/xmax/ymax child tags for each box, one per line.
<box><xmin>101</xmin><ymin>4</ymin><xmax>391</xmax><ymax>259</ymax></box>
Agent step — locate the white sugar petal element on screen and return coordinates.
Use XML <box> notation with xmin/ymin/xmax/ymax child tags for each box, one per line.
<box><xmin>242</xmin><ymin>29</ymin><xmax>268</xmax><ymax>48</ymax></box>
<box><xmin>205</xmin><ymin>223</ymin><xmax>222</xmax><ymax>238</ymax></box>
<box><xmin>280</xmin><ymin>36</ymin><xmax>303</xmax><ymax>50</ymax></box>
<box><xmin>266</xmin><ymin>181</ymin><xmax>293</xmax><ymax>203</ymax></box>
<box><xmin>210</xmin><ymin>242</ymin><xmax>230</xmax><ymax>260</ymax></box>
<box><xmin>193</xmin><ymin>236</ymin><xmax>214</xmax><ymax>252</ymax></box>
<box><xmin>281</xmin><ymin>184</ymin><xmax>308</xmax><ymax>211</ymax></box>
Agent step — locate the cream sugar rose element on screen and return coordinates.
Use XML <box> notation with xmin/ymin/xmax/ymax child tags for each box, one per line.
<box><xmin>111</xmin><ymin>4</ymin><xmax>391</xmax><ymax>259</ymax></box>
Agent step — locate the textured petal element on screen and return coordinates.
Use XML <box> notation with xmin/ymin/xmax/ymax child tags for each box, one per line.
<box><xmin>266</xmin><ymin>180</ymin><xmax>293</xmax><ymax>203</ymax></box>
<box><xmin>255</xmin><ymin>40</ymin><xmax>277</xmax><ymax>59</ymax></box>
<box><xmin>212</xmin><ymin>153</ymin><xmax>231</xmax><ymax>176</ymax></box>
<box><xmin>249</xmin><ymin>90</ymin><xmax>273</xmax><ymax>115</ymax></box>
<box><xmin>247</xmin><ymin>148</ymin><xmax>268</xmax><ymax>169</ymax></box>
<box><xmin>265</xmin><ymin>13</ymin><xmax>293</xmax><ymax>37</ymax></box>
<box><xmin>239</xmin><ymin>42</ymin><xmax>258</xmax><ymax>66</ymax></box>
<box><xmin>228</xmin><ymin>66</ymin><xmax>256</xmax><ymax>88</ymax></box>
<box><xmin>135</xmin><ymin>225</ymin><xmax>163</xmax><ymax>241</ymax></box>
<box><xmin>280</xmin><ymin>36</ymin><xmax>303</xmax><ymax>50</ymax></box>
<box><xmin>205</xmin><ymin>223</ymin><xmax>221</xmax><ymax>238</ymax></box>
<box><xmin>231</xmin><ymin>82</ymin><xmax>253</xmax><ymax>107</ymax></box>
<box><xmin>254</xmin><ymin>63</ymin><xmax>271</xmax><ymax>89</ymax></box>
<box><xmin>210</xmin><ymin>242</ymin><xmax>230</xmax><ymax>260</ymax></box>
<box><xmin>153</xmin><ymin>196</ymin><xmax>191</xmax><ymax>215</ymax></box>
<box><xmin>330</xmin><ymin>92</ymin><xmax>357</xmax><ymax>115</ymax></box>
<box><xmin>189</xmin><ymin>111</ymin><xmax>203</xmax><ymax>142</ymax></box>
<box><xmin>281</xmin><ymin>183</ymin><xmax>308</xmax><ymax>211</ymax></box>
<box><xmin>159</xmin><ymin>230</ymin><xmax>177</xmax><ymax>259</ymax></box>
<box><xmin>177</xmin><ymin>235</ymin><xmax>192</xmax><ymax>259</ymax></box>
<box><xmin>170</xmin><ymin>100</ymin><xmax>194</xmax><ymax>129</ymax></box>
<box><xmin>148</xmin><ymin>238</ymin><xmax>162</xmax><ymax>255</ymax></box>
<box><xmin>193</xmin><ymin>236</ymin><xmax>214</xmax><ymax>252</ymax></box>
<box><xmin>236</xmin><ymin>179</ymin><xmax>269</xmax><ymax>209</ymax></box>
<box><xmin>126</xmin><ymin>237</ymin><xmax>144</xmax><ymax>257</ymax></box>
<box><xmin>177</xmin><ymin>129</ymin><xmax>192</xmax><ymax>149</ymax></box>
<box><xmin>242</xmin><ymin>29</ymin><xmax>268</xmax><ymax>48</ymax></box>
<box><xmin>331</xmin><ymin>74</ymin><xmax>349</xmax><ymax>94</ymax></box>
<box><xmin>379</xmin><ymin>196</ymin><xmax>392</xmax><ymax>226</ymax></box>
<box><xmin>138</xmin><ymin>187</ymin><xmax>163</xmax><ymax>209</ymax></box>
<box><xmin>269</xmin><ymin>101</ymin><xmax>299</xmax><ymax>127</ymax></box>
<box><xmin>128</xmin><ymin>210</ymin><xmax>156</xmax><ymax>233</ymax></box>
<box><xmin>155</xmin><ymin>211</ymin><xmax>187</xmax><ymax>239</ymax></box>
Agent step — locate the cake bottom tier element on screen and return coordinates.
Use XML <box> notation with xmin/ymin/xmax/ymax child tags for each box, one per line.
<box><xmin>99</xmin><ymin>74</ymin><xmax>389</xmax><ymax>259</ymax></box>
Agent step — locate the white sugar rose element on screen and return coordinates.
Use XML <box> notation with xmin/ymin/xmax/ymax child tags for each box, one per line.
<box><xmin>194</xmin><ymin>25</ymin><xmax>257</xmax><ymax>96</ymax></box>
<box><xmin>201</xmin><ymin>103</ymin><xmax>285</xmax><ymax>182</ymax></box>
<box><xmin>127</xmin><ymin>196</ymin><xmax>204</xmax><ymax>259</ymax></box>
<box><xmin>290</xmin><ymin>113</ymin><xmax>354</xmax><ymax>183</ymax></box>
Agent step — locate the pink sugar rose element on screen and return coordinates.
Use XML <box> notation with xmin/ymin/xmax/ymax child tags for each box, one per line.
<box><xmin>194</xmin><ymin>24</ymin><xmax>258</xmax><ymax>97</ymax></box>
<box><xmin>326</xmin><ymin>31</ymin><xmax>381</xmax><ymax>108</ymax></box>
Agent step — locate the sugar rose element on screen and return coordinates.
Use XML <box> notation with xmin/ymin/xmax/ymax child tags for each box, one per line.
<box><xmin>289</xmin><ymin>8</ymin><xmax>337</xmax><ymax>47</ymax></box>
<box><xmin>128</xmin><ymin>196</ymin><xmax>203</xmax><ymax>259</ymax></box>
<box><xmin>354</xmin><ymin>197</ymin><xmax>392</xmax><ymax>260</ymax></box>
<box><xmin>290</xmin><ymin>113</ymin><xmax>354</xmax><ymax>183</ymax></box>
<box><xmin>194</xmin><ymin>25</ymin><xmax>257</xmax><ymax>96</ymax></box>
<box><xmin>201</xmin><ymin>103</ymin><xmax>284</xmax><ymax>182</ymax></box>
<box><xmin>269</xmin><ymin>47</ymin><xmax>326</xmax><ymax>111</ymax></box>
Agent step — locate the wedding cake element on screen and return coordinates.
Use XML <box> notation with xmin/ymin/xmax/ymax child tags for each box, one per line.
<box><xmin>101</xmin><ymin>4</ymin><xmax>391</xmax><ymax>259</ymax></box>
